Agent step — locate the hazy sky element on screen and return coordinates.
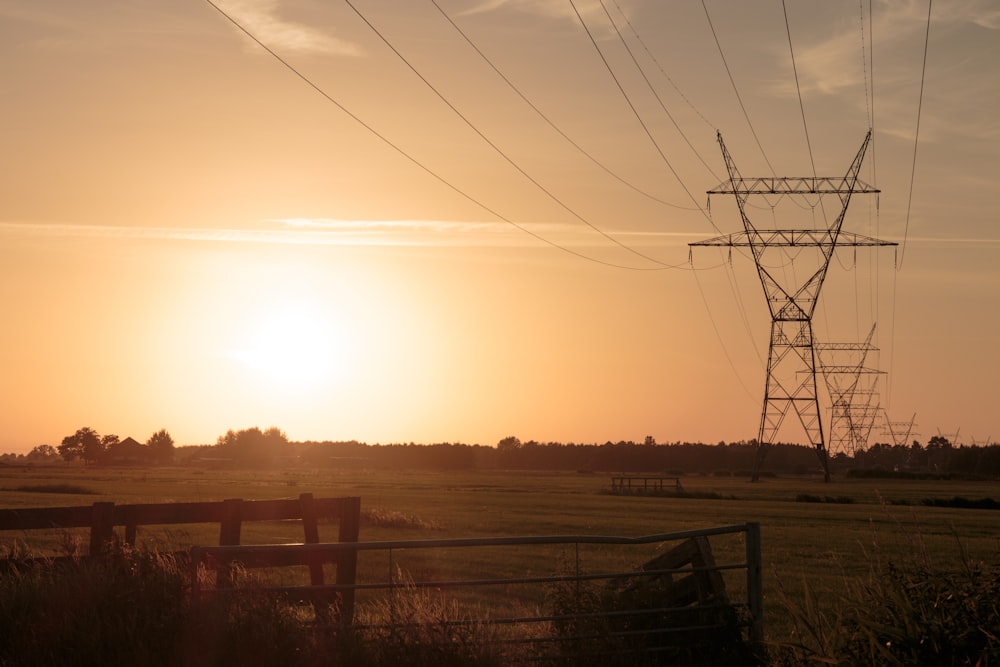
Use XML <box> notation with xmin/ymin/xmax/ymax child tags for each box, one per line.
<box><xmin>1</xmin><ymin>0</ymin><xmax>997</xmax><ymax>453</ymax></box>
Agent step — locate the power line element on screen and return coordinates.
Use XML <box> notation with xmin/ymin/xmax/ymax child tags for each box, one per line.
<box><xmin>428</xmin><ymin>0</ymin><xmax>699</xmax><ymax>212</ymax></box>
<box><xmin>888</xmin><ymin>0</ymin><xmax>932</xmax><ymax>407</ymax></box>
<box><xmin>858</xmin><ymin>0</ymin><xmax>873</xmax><ymax>133</ymax></box>
<box><xmin>781</xmin><ymin>0</ymin><xmax>816</xmax><ymax>178</ymax></box>
<box><xmin>898</xmin><ymin>0</ymin><xmax>933</xmax><ymax>269</ymax></box>
<box><xmin>568</xmin><ymin>0</ymin><xmax>720</xmax><ymax>234</ymax></box>
<box><xmin>597</xmin><ymin>0</ymin><xmax>721</xmax><ymax>182</ymax></box>
<box><xmin>867</xmin><ymin>0</ymin><xmax>877</xmax><ymax>191</ymax></box>
<box><xmin>202</xmin><ymin>0</ymin><xmax>675</xmax><ymax>271</ymax></box>
<box><xmin>691</xmin><ymin>267</ymin><xmax>759</xmax><ymax>404</ymax></box>
<box><xmin>700</xmin><ymin>0</ymin><xmax>776</xmax><ymax>176</ymax></box>
<box><xmin>343</xmin><ymin>0</ymin><xmax>675</xmax><ymax>268</ymax></box>
<box><xmin>608</xmin><ymin>0</ymin><xmax>717</xmax><ymax>131</ymax></box>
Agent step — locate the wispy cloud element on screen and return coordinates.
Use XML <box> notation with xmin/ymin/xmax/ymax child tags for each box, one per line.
<box><xmin>771</xmin><ymin>0</ymin><xmax>999</xmax><ymax>96</ymax></box>
<box><xmin>460</xmin><ymin>0</ymin><xmax>613</xmax><ymax>26</ymax></box>
<box><xmin>765</xmin><ymin>0</ymin><xmax>1000</xmax><ymax>143</ymax></box>
<box><xmin>218</xmin><ymin>0</ymin><xmax>362</xmax><ymax>57</ymax></box>
<box><xmin>0</xmin><ymin>219</ymin><xmax>696</xmax><ymax>250</ymax></box>
<box><xmin>0</xmin><ymin>219</ymin><xmax>492</xmax><ymax>247</ymax></box>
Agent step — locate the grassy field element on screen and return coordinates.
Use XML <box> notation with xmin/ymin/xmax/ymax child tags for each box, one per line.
<box><xmin>2</xmin><ymin>464</ymin><xmax>998</xmax><ymax>645</ymax></box>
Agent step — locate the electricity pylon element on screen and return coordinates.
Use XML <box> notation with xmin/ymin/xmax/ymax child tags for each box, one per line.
<box><xmin>690</xmin><ymin>131</ymin><xmax>895</xmax><ymax>482</ymax></box>
<box><xmin>817</xmin><ymin>324</ymin><xmax>884</xmax><ymax>456</ymax></box>
<box><xmin>936</xmin><ymin>427</ymin><xmax>962</xmax><ymax>447</ymax></box>
<box><xmin>882</xmin><ymin>411</ymin><xmax>918</xmax><ymax>448</ymax></box>
<box><xmin>844</xmin><ymin>394</ymin><xmax>882</xmax><ymax>454</ymax></box>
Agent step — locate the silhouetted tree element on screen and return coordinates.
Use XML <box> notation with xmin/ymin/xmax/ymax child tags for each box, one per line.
<box><xmin>58</xmin><ymin>427</ymin><xmax>104</xmax><ymax>463</ymax></box>
<box><xmin>497</xmin><ymin>436</ymin><xmax>521</xmax><ymax>450</ymax></box>
<box><xmin>146</xmin><ymin>429</ymin><xmax>175</xmax><ymax>464</ymax></box>
<box><xmin>216</xmin><ymin>426</ymin><xmax>288</xmax><ymax>465</ymax></box>
<box><xmin>26</xmin><ymin>444</ymin><xmax>58</xmax><ymax>462</ymax></box>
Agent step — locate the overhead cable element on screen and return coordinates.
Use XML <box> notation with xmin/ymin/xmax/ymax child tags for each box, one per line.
<box><xmin>781</xmin><ymin>0</ymin><xmax>816</xmax><ymax>178</ymax></box>
<box><xmin>889</xmin><ymin>0</ymin><xmax>933</xmax><ymax>402</ymax></box>
<box><xmin>700</xmin><ymin>0</ymin><xmax>776</xmax><ymax>176</ymax></box>
<box><xmin>898</xmin><ymin>0</ymin><xmax>933</xmax><ymax>269</ymax></box>
<box><xmin>608</xmin><ymin>0</ymin><xmax>717</xmax><ymax>131</ymax></box>
<box><xmin>567</xmin><ymin>0</ymin><xmax>721</xmax><ymax>234</ymax></box>
<box><xmin>691</xmin><ymin>268</ymin><xmax>759</xmax><ymax>404</ymax></box>
<box><xmin>429</xmin><ymin>0</ymin><xmax>699</xmax><ymax>212</ymax></box>
<box><xmin>343</xmin><ymin>0</ymin><xmax>676</xmax><ymax>269</ymax></box>
<box><xmin>597</xmin><ymin>0</ymin><xmax>722</xmax><ymax>182</ymax></box>
<box><xmin>203</xmin><ymin>0</ymin><xmax>677</xmax><ymax>271</ymax></box>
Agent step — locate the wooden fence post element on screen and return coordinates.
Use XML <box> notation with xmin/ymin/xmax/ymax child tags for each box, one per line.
<box><xmin>89</xmin><ymin>502</ymin><xmax>115</xmax><ymax>556</ymax></box>
<box><xmin>336</xmin><ymin>496</ymin><xmax>361</xmax><ymax>623</ymax></box>
<box><xmin>299</xmin><ymin>493</ymin><xmax>324</xmax><ymax>586</ymax></box>
<box><xmin>123</xmin><ymin>504</ymin><xmax>139</xmax><ymax>546</ymax></box>
<box><xmin>745</xmin><ymin>522</ymin><xmax>763</xmax><ymax>643</ymax></box>
<box><xmin>217</xmin><ymin>498</ymin><xmax>243</xmax><ymax>588</ymax></box>
<box><xmin>219</xmin><ymin>498</ymin><xmax>243</xmax><ymax>546</ymax></box>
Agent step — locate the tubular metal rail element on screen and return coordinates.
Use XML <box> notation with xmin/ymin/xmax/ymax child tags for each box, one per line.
<box><xmin>191</xmin><ymin>523</ymin><xmax>762</xmax><ymax>663</ymax></box>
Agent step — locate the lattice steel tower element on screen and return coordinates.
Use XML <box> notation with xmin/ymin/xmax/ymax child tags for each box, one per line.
<box><xmin>690</xmin><ymin>131</ymin><xmax>895</xmax><ymax>482</ymax></box>
<box><xmin>882</xmin><ymin>411</ymin><xmax>918</xmax><ymax>448</ymax></box>
<box><xmin>817</xmin><ymin>324</ymin><xmax>884</xmax><ymax>457</ymax></box>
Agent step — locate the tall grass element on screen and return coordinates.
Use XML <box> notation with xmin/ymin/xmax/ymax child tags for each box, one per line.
<box><xmin>0</xmin><ymin>543</ymin><xmax>508</xmax><ymax>666</ymax></box>
<box><xmin>0</xmin><ymin>544</ymin><xmax>188</xmax><ymax>665</ymax></box>
<box><xmin>771</xmin><ymin>505</ymin><xmax>1000</xmax><ymax>665</ymax></box>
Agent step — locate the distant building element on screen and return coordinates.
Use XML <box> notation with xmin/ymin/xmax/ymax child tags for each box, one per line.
<box><xmin>104</xmin><ymin>437</ymin><xmax>149</xmax><ymax>465</ymax></box>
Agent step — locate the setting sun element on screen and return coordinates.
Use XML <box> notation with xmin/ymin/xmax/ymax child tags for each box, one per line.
<box><xmin>225</xmin><ymin>299</ymin><xmax>349</xmax><ymax>390</ymax></box>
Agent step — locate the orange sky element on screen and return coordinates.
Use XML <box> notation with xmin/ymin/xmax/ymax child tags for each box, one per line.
<box><xmin>1</xmin><ymin>1</ymin><xmax>997</xmax><ymax>453</ymax></box>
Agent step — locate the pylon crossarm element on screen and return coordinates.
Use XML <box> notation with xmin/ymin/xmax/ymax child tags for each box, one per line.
<box><xmin>688</xmin><ymin>230</ymin><xmax>897</xmax><ymax>247</ymax></box>
<box><xmin>817</xmin><ymin>365</ymin><xmax>886</xmax><ymax>375</ymax></box>
<box><xmin>708</xmin><ymin>176</ymin><xmax>879</xmax><ymax>195</ymax></box>
<box><xmin>816</xmin><ymin>342</ymin><xmax>878</xmax><ymax>351</ymax></box>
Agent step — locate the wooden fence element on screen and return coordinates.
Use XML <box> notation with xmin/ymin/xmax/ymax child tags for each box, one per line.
<box><xmin>610</xmin><ymin>475</ymin><xmax>684</xmax><ymax>494</ymax></box>
<box><xmin>0</xmin><ymin>492</ymin><xmax>360</xmax><ymax>558</ymax></box>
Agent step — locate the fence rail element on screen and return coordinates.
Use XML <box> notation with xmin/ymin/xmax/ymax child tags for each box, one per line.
<box><xmin>609</xmin><ymin>475</ymin><xmax>684</xmax><ymax>494</ymax></box>
<box><xmin>0</xmin><ymin>493</ymin><xmax>360</xmax><ymax>555</ymax></box>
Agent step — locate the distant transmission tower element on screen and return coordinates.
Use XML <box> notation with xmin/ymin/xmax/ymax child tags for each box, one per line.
<box><xmin>690</xmin><ymin>131</ymin><xmax>895</xmax><ymax>482</ymax></box>
<box><xmin>936</xmin><ymin>427</ymin><xmax>962</xmax><ymax>447</ymax></box>
<box><xmin>882</xmin><ymin>411</ymin><xmax>918</xmax><ymax>448</ymax></box>
<box><xmin>817</xmin><ymin>324</ymin><xmax>884</xmax><ymax>457</ymax></box>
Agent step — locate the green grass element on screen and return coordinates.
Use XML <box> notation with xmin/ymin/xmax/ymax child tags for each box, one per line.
<box><xmin>2</xmin><ymin>465</ymin><xmax>998</xmax><ymax>649</ymax></box>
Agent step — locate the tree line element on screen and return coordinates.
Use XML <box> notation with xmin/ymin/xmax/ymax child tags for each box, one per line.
<box><xmin>289</xmin><ymin>436</ymin><xmax>1000</xmax><ymax>477</ymax></box>
<box><xmin>5</xmin><ymin>428</ymin><xmax>999</xmax><ymax>478</ymax></box>
<box><xmin>4</xmin><ymin>427</ymin><xmax>177</xmax><ymax>465</ymax></box>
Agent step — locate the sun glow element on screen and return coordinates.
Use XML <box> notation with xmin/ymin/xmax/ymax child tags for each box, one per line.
<box><xmin>225</xmin><ymin>299</ymin><xmax>349</xmax><ymax>389</ymax></box>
